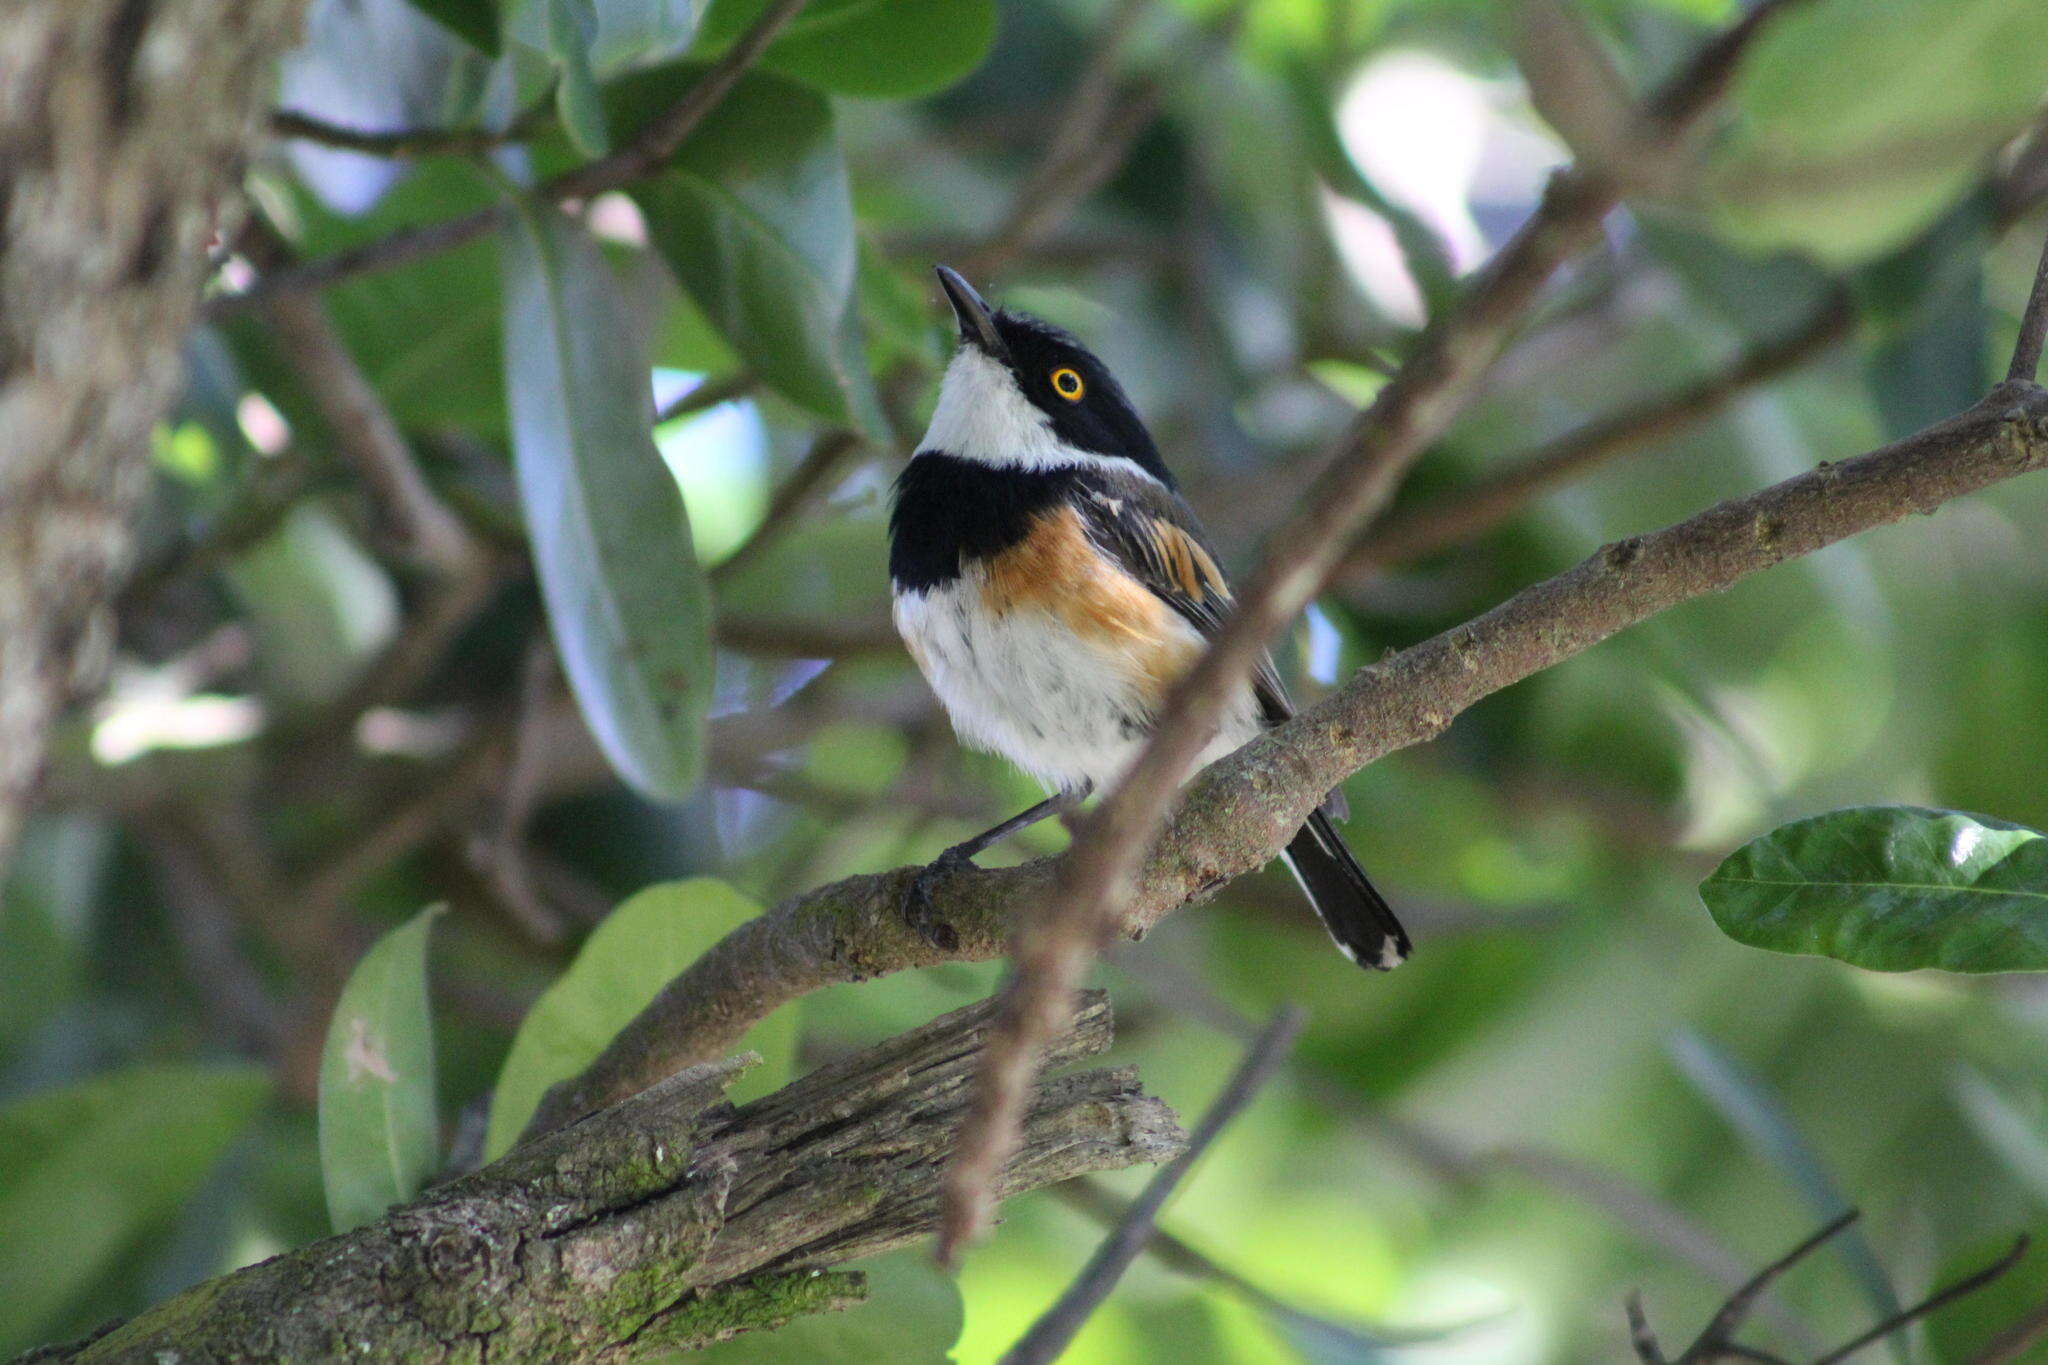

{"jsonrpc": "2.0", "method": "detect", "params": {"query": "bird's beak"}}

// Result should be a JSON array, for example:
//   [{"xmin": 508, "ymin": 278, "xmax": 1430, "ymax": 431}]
[{"xmin": 935, "ymin": 265, "xmax": 1008, "ymax": 361}]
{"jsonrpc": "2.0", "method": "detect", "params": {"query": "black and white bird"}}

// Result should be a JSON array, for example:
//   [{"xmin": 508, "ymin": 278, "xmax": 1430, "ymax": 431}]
[{"xmin": 887, "ymin": 266, "xmax": 1410, "ymax": 971}]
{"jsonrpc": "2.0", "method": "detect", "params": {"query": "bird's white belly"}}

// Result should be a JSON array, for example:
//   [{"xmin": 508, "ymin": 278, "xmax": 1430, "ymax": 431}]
[{"xmin": 893, "ymin": 581, "xmax": 1260, "ymax": 793}]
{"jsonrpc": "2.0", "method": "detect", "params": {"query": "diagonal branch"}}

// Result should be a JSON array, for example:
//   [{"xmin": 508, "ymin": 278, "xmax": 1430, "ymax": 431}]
[
  {"xmin": 26, "ymin": 992, "xmax": 1181, "ymax": 1363},
  {"xmin": 934, "ymin": 0, "xmax": 1823, "ymax": 1262},
  {"xmin": 205, "ymin": 0, "xmax": 812, "ymax": 321}
]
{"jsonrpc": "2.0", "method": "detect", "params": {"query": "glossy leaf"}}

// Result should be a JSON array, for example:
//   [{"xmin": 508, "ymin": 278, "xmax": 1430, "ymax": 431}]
[
  {"xmin": 500, "ymin": 200, "xmax": 713, "ymax": 801},
  {"xmin": 319, "ymin": 907, "xmax": 442, "ymax": 1233},
  {"xmin": 402, "ymin": 0, "xmax": 500, "ymax": 54},
  {"xmin": 622, "ymin": 68, "xmax": 882, "ymax": 430},
  {"xmin": 506, "ymin": 0, "xmax": 695, "ymax": 73},
  {"xmin": 1701, "ymin": 806, "xmax": 2048, "ymax": 973},
  {"xmin": 548, "ymin": 0, "xmax": 611, "ymax": 155},
  {"xmin": 0, "ymin": 1065, "xmax": 267, "ymax": 1354},
  {"xmin": 1706, "ymin": 0, "xmax": 2048, "ymax": 264},
  {"xmin": 486, "ymin": 879, "xmax": 799, "ymax": 1158},
  {"xmin": 697, "ymin": 0, "xmax": 995, "ymax": 98}
]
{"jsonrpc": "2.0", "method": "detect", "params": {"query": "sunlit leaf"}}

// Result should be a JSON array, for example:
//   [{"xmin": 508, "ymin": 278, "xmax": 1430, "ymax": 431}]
[
  {"xmin": 620, "ymin": 68, "xmax": 884, "ymax": 429},
  {"xmin": 500, "ymin": 199, "xmax": 714, "ymax": 801},
  {"xmin": 698, "ymin": 0, "xmax": 996, "ymax": 98},
  {"xmin": 0, "ymin": 1065, "xmax": 267, "ymax": 1355},
  {"xmin": 1701, "ymin": 806, "xmax": 2048, "ymax": 973},
  {"xmin": 486, "ymin": 879, "xmax": 799, "ymax": 1158},
  {"xmin": 319, "ymin": 907, "xmax": 442, "ymax": 1233}
]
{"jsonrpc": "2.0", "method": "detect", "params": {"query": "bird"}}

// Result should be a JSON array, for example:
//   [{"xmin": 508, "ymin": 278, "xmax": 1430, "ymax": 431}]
[{"xmin": 886, "ymin": 265, "xmax": 1410, "ymax": 971}]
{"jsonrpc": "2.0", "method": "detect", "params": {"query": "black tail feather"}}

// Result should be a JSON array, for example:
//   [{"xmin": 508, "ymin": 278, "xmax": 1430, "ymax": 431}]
[{"xmin": 1282, "ymin": 809, "xmax": 1410, "ymax": 971}]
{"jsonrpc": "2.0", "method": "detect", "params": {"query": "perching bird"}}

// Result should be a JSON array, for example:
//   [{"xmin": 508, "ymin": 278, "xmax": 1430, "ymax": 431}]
[{"xmin": 886, "ymin": 266, "xmax": 1410, "ymax": 971}]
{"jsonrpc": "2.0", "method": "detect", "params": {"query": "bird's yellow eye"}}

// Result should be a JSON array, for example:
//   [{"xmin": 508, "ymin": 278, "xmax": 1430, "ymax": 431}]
[{"xmin": 1050, "ymin": 367, "xmax": 1085, "ymax": 401}]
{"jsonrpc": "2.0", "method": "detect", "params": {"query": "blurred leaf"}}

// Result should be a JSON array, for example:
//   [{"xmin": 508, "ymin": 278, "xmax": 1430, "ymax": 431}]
[
  {"xmin": 0, "ymin": 1064, "xmax": 267, "ymax": 1355},
  {"xmin": 403, "ymin": 0, "xmax": 501, "ymax": 54},
  {"xmin": 691, "ymin": 1251, "xmax": 963, "ymax": 1362},
  {"xmin": 699, "ymin": 0, "xmax": 996, "ymax": 98},
  {"xmin": 500, "ymin": 200, "xmax": 714, "ymax": 801},
  {"xmin": 507, "ymin": 0, "xmax": 696, "ymax": 72},
  {"xmin": 1856, "ymin": 196, "xmax": 1993, "ymax": 440},
  {"xmin": 1669, "ymin": 1029, "xmax": 1907, "ymax": 1354},
  {"xmin": 1707, "ymin": 0, "xmax": 2048, "ymax": 264},
  {"xmin": 1922, "ymin": 1226, "xmax": 2048, "ymax": 1362},
  {"xmin": 225, "ymin": 503, "xmax": 401, "ymax": 712},
  {"xmin": 1701, "ymin": 806, "xmax": 2048, "ymax": 973},
  {"xmin": 547, "ymin": 0, "xmax": 612, "ymax": 155},
  {"xmin": 319, "ymin": 907, "xmax": 441, "ymax": 1234},
  {"xmin": 1953, "ymin": 1069, "xmax": 2048, "ymax": 1208},
  {"xmin": 486, "ymin": 878, "xmax": 798, "ymax": 1158},
  {"xmin": 622, "ymin": 68, "xmax": 884, "ymax": 430}
]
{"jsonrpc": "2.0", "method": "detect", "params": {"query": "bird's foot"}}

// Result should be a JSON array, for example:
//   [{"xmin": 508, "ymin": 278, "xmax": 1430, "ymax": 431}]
[{"xmin": 903, "ymin": 848, "xmax": 971, "ymax": 952}]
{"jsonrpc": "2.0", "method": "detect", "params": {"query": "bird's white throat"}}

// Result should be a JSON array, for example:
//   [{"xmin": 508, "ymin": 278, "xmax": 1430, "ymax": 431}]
[{"xmin": 918, "ymin": 346, "xmax": 1161, "ymax": 482}]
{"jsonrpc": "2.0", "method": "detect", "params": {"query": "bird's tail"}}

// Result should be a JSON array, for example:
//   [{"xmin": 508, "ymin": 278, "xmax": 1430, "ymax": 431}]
[{"xmin": 1281, "ymin": 808, "xmax": 1410, "ymax": 971}]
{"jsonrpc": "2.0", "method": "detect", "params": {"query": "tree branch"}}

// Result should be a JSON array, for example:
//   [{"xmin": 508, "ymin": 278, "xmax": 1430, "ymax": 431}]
[
  {"xmin": 935, "ymin": 0, "xmax": 1820, "ymax": 1261},
  {"xmin": 204, "ymin": 0, "xmax": 812, "ymax": 320},
  {"xmin": 0, "ymin": 0, "xmax": 309, "ymax": 883},
  {"xmin": 21, "ymin": 992, "xmax": 1182, "ymax": 1363},
  {"xmin": 1339, "ymin": 291, "xmax": 1856, "ymax": 574},
  {"xmin": 519, "ymin": 371, "xmax": 2048, "ymax": 1150}
]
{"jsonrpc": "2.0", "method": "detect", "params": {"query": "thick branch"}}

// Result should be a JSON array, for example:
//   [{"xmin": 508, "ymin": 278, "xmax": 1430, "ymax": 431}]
[
  {"xmin": 0, "ymin": 0, "xmax": 309, "ymax": 882},
  {"xmin": 522, "ymin": 378, "xmax": 2048, "ymax": 1143},
  {"xmin": 25, "ymin": 993, "xmax": 1180, "ymax": 1363}
]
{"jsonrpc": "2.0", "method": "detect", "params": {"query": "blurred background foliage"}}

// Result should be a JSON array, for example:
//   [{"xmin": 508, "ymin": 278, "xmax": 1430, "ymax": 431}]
[{"xmin": 8, "ymin": 0, "xmax": 2048, "ymax": 1359}]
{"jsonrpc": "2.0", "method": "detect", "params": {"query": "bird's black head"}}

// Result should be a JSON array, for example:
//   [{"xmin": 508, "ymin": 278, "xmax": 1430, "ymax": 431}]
[{"xmin": 930, "ymin": 265, "xmax": 1172, "ymax": 486}]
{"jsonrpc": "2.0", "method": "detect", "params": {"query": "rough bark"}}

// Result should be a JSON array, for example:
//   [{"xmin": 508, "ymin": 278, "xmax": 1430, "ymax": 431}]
[
  {"xmin": 20, "ymin": 992, "xmax": 1180, "ymax": 1362},
  {"xmin": 0, "ymin": 0, "xmax": 305, "ymax": 879}
]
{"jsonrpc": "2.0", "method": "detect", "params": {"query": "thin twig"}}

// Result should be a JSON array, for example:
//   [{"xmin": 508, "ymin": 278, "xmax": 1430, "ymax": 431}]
[
  {"xmin": 1002, "ymin": 1007, "xmax": 1304, "ymax": 1365},
  {"xmin": 465, "ymin": 638, "xmax": 567, "ymax": 943},
  {"xmin": 269, "ymin": 106, "xmax": 541, "ymax": 159},
  {"xmin": 2008, "ymin": 226, "xmax": 2048, "ymax": 382},
  {"xmin": 207, "ymin": 0, "xmax": 812, "ymax": 319},
  {"xmin": 1810, "ymin": 1236, "xmax": 2029, "ymax": 1365},
  {"xmin": 1053, "ymin": 1181, "xmax": 1418, "ymax": 1354},
  {"xmin": 655, "ymin": 370, "xmax": 755, "ymax": 424},
  {"xmin": 1342, "ymin": 291, "xmax": 1855, "ymax": 573},
  {"xmin": 934, "ymin": 0, "xmax": 1818, "ymax": 1264}
]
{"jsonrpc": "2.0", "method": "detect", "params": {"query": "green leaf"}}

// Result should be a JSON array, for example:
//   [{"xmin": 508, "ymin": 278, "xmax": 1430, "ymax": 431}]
[
  {"xmin": 500, "ymin": 200, "xmax": 714, "ymax": 801},
  {"xmin": 698, "ymin": 0, "xmax": 995, "ymax": 98},
  {"xmin": 319, "ymin": 906, "xmax": 442, "ymax": 1234},
  {"xmin": 486, "ymin": 878, "xmax": 798, "ymax": 1159},
  {"xmin": 506, "ymin": 0, "xmax": 696, "ymax": 73},
  {"xmin": 621, "ymin": 67, "xmax": 884, "ymax": 429},
  {"xmin": 548, "ymin": 0, "xmax": 612, "ymax": 155},
  {"xmin": 1700, "ymin": 806, "xmax": 2048, "ymax": 973},
  {"xmin": 403, "ymin": 0, "xmax": 501, "ymax": 54},
  {"xmin": 1668, "ymin": 1030, "xmax": 1907, "ymax": 1360},
  {"xmin": 0, "ymin": 1064, "xmax": 267, "ymax": 1355},
  {"xmin": 1706, "ymin": 0, "xmax": 2048, "ymax": 264}
]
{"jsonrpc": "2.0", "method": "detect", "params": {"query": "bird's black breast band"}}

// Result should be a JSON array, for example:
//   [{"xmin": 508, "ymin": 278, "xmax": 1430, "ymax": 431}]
[{"xmin": 889, "ymin": 453, "xmax": 1076, "ymax": 593}]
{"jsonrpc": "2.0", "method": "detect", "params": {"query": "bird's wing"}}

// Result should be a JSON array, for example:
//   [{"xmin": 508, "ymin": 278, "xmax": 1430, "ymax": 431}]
[{"xmin": 1070, "ymin": 470, "xmax": 1293, "ymax": 726}]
